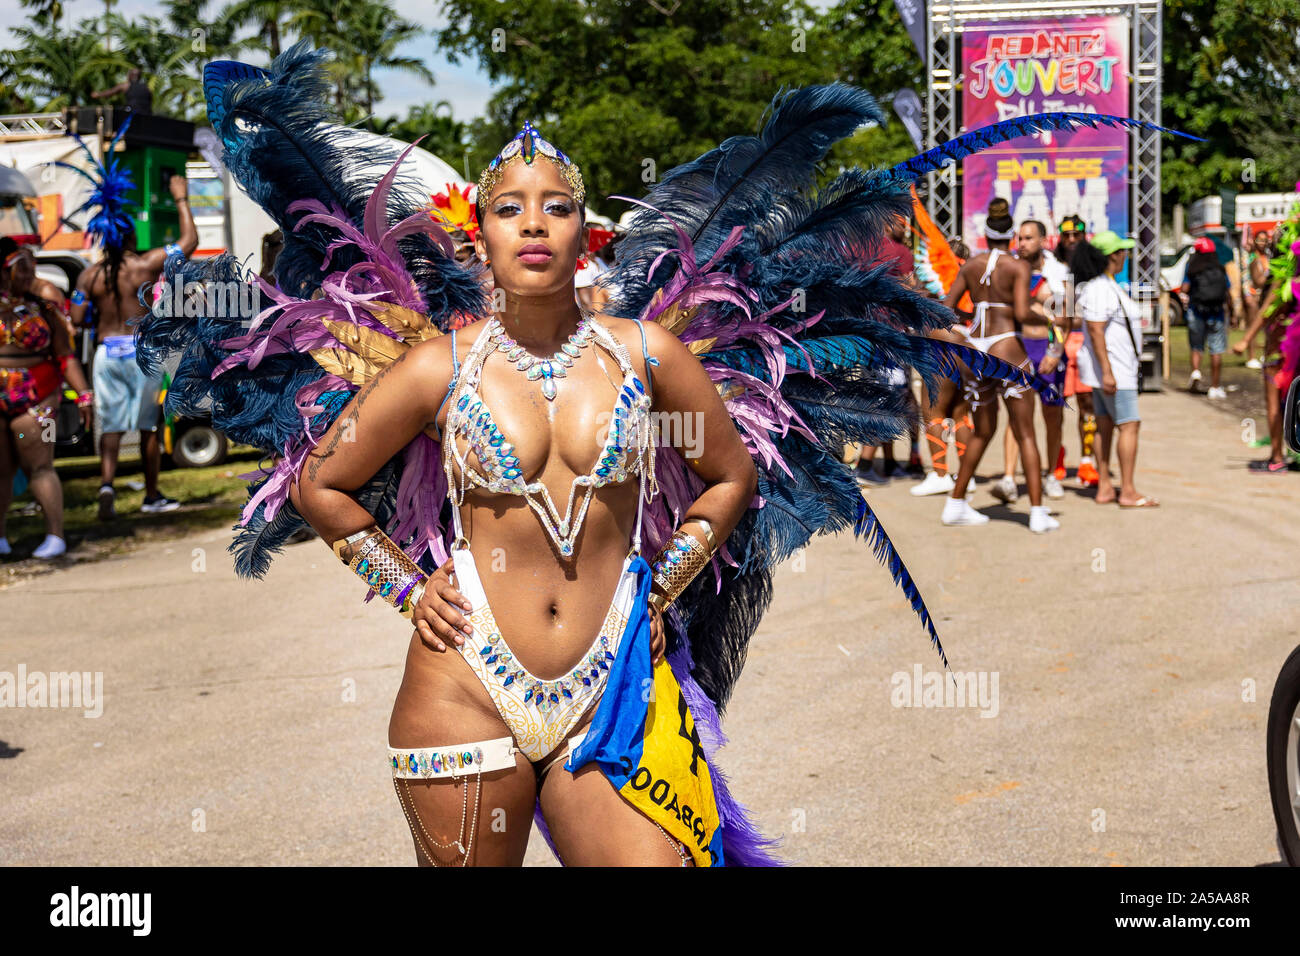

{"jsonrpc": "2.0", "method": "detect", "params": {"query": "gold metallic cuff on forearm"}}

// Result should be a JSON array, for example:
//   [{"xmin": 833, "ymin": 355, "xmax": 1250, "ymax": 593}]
[
  {"xmin": 650, "ymin": 520, "xmax": 716, "ymax": 610},
  {"xmin": 332, "ymin": 525, "xmax": 428, "ymax": 620}
]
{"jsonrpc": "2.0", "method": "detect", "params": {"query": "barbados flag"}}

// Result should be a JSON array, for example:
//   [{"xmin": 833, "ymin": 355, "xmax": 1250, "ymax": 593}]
[{"xmin": 566, "ymin": 555, "xmax": 726, "ymax": 867}]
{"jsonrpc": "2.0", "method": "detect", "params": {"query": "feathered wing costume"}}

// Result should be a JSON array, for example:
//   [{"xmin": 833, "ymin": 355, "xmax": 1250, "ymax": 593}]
[
  {"xmin": 52, "ymin": 116, "xmax": 138, "ymax": 250},
  {"xmin": 136, "ymin": 42, "xmax": 1190, "ymax": 865}
]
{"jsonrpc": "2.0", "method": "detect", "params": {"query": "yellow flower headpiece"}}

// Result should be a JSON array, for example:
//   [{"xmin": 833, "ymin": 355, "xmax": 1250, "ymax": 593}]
[{"xmin": 429, "ymin": 183, "xmax": 480, "ymax": 242}]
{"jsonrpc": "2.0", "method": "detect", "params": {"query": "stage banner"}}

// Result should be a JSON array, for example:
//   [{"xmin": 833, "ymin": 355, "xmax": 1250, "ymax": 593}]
[{"xmin": 961, "ymin": 16, "xmax": 1129, "ymax": 251}]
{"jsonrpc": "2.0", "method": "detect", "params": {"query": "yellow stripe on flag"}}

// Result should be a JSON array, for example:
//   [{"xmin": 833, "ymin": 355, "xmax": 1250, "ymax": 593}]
[{"xmin": 616, "ymin": 660, "xmax": 724, "ymax": 867}]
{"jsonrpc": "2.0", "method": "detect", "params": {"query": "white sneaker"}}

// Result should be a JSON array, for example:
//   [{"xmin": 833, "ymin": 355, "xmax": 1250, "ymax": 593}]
[
  {"xmin": 990, "ymin": 474, "xmax": 1019, "ymax": 503},
  {"xmin": 1029, "ymin": 505, "xmax": 1060, "ymax": 534},
  {"xmin": 32, "ymin": 534, "xmax": 67, "ymax": 559},
  {"xmin": 942, "ymin": 496, "xmax": 989, "ymax": 526},
  {"xmin": 910, "ymin": 471, "xmax": 955, "ymax": 496},
  {"xmin": 1043, "ymin": 474, "xmax": 1065, "ymax": 499},
  {"xmin": 1246, "ymin": 358, "xmax": 1263, "ymax": 370},
  {"xmin": 965, "ymin": 477, "xmax": 976, "ymax": 500},
  {"xmin": 1188, "ymin": 368, "xmax": 1202, "ymax": 392},
  {"xmin": 1207, "ymin": 386, "xmax": 1227, "ymax": 400}
]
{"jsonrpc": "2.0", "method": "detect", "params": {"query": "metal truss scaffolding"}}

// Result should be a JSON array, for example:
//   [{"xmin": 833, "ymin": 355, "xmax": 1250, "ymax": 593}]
[{"xmin": 924, "ymin": 1, "xmax": 1164, "ymax": 299}]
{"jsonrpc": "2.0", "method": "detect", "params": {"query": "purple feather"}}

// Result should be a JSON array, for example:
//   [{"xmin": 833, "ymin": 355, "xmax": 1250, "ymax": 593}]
[{"xmin": 668, "ymin": 639, "xmax": 784, "ymax": 865}]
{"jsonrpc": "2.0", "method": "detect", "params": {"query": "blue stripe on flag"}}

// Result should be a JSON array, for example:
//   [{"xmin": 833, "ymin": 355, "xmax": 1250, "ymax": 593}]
[{"xmin": 565, "ymin": 555, "xmax": 653, "ymax": 782}]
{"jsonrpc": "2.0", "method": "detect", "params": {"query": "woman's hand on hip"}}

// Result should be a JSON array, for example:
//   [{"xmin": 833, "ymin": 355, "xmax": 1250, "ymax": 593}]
[{"xmin": 412, "ymin": 557, "xmax": 473, "ymax": 652}]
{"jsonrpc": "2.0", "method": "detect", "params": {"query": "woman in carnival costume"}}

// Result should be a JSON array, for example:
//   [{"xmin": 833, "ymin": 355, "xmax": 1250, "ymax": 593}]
[
  {"xmin": 136, "ymin": 43, "xmax": 1192, "ymax": 866},
  {"xmin": 1237, "ymin": 191, "xmax": 1300, "ymax": 473}
]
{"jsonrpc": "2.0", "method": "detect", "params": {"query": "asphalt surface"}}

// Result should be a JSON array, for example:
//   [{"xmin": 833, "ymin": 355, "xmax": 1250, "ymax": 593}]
[{"xmin": 2, "ymin": 385, "xmax": 1296, "ymax": 865}]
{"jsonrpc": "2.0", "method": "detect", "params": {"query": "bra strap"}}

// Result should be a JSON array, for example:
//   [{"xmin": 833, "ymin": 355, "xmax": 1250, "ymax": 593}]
[
  {"xmin": 980, "ymin": 248, "xmax": 1001, "ymax": 286},
  {"xmin": 430, "ymin": 328, "xmax": 459, "ymax": 444},
  {"xmin": 634, "ymin": 318, "xmax": 657, "ymax": 401}
]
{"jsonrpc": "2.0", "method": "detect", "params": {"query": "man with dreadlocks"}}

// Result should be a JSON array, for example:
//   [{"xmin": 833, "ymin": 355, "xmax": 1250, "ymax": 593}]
[{"xmin": 70, "ymin": 172, "xmax": 197, "ymax": 520}]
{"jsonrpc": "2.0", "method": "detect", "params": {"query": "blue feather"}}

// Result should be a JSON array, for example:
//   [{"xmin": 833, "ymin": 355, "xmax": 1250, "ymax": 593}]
[
  {"xmin": 203, "ymin": 59, "xmax": 270, "ymax": 152},
  {"xmin": 48, "ymin": 114, "xmax": 137, "ymax": 250},
  {"xmin": 690, "ymin": 84, "xmax": 886, "ymax": 243},
  {"xmin": 924, "ymin": 336, "xmax": 1065, "ymax": 406},
  {"xmin": 610, "ymin": 84, "xmax": 885, "ymax": 319},
  {"xmin": 749, "ymin": 435, "xmax": 863, "ymax": 569},
  {"xmin": 888, "ymin": 111, "xmax": 1204, "ymax": 181},
  {"xmin": 783, "ymin": 376, "xmax": 921, "ymax": 452},
  {"xmin": 853, "ymin": 497, "xmax": 949, "ymax": 670}
]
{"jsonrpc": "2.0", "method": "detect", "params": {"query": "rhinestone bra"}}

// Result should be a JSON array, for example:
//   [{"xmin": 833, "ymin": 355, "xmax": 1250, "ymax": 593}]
[
  {"xmin": 442, "ymin": 316, "xmax": 656, "ymax": 558},
  {"xmin": 0, "ymin": 293, "xmax": 53, "ymax": 353}
]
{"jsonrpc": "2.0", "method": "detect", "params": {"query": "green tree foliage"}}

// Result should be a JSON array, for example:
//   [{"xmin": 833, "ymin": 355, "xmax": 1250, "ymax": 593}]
[
  {"xmin": 1, "ymin": 21, "xmax": 123, "ymax": 110},
  {"xmin": 290, "ymin": 0, "xmax": 432, "ymax": 129},
  {"xmin": 219, "ymin": 0, "xmax": 293, "ymax": 59},
  {"xmin": 376, "ymin": 100, "xmax": 471, "ymax": 169},
  {"xmin": 818, "ymin": 1, "xmax": 925, "ymax": 174},
  {"xmin": 434, "ymin": 0, "xmax": 889, "ymax": 217},
  {"xmin": 3, "ymin": 0, "xmax": 1296, "ymax": 222},
  {"xmin": 1162, "ymin": 0, "xmax": 1300, "ymax": 204}
]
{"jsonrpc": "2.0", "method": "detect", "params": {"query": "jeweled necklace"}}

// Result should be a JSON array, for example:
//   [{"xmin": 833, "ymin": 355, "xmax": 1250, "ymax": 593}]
[{"xmin": 488, "ymin": 309, "xmax": 596, "ymax": 401}]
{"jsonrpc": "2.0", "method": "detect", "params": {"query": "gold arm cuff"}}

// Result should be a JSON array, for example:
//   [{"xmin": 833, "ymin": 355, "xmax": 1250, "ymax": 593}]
[
  {"xmin": 334, "ymin": 525, "xmax": 428, "ymax": 613},
  {"xmin": 650, "ymin": 527, "xmax": 712, "ymax": 608}
]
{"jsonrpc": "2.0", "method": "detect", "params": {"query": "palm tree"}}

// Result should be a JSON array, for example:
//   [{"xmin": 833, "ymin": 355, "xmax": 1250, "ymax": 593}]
[
  {"xmin": 101, "ymin": 0, "xmax": 118, "ymax": 53},
  {"xmin": 107, "ymin": 13, "xmax": 208, "ymax": 119},
  {"xmin": 18, "ymin": 0, "xmax": 66, "ymax": 28},
  {"xmin": 218, "ymin": 0, "xmax": 291, "ymax": 59},
  {"xmin": 2, "ymin": 19, "xmax": 125, "ymax": 109},
  {"xmin": 348, "ymin": 1, "xmax": 432, "ymax": 128},
  {"xmin": 289, "ymin": 0, "xmax": 432, "ymax": 130},
  {"xmin": 378, "ymin": 100, "xmax": 468, "ymax": 161}
]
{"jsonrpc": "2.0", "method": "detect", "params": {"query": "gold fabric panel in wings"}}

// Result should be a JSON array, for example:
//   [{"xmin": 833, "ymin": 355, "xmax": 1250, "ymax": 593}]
[{"xmin": 308, "ymin": 303, "xmax": 442, "ymax": 387}]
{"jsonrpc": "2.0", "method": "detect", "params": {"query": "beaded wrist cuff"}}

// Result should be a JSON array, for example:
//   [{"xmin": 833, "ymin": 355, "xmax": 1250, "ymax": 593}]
[
  {"xmin": 650, "ymin": 523, "xmax": 715, "ymax": 609},
  {"xmin": 333, "ymin": 526, "xmax": 427, "ymax": 620}
]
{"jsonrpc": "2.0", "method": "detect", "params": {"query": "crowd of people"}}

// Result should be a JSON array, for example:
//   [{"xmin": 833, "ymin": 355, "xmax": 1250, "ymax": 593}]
[
  {"xmin": 5, "ymin": 151, "xmax": 1295, "ymax": 558},
  {"xmin": 843, "ymin": 198, "xmax": 1296, "ymax": 533},
  {"xmin": 0, "ymin": 171, "xmax": 196, "ymax": 560}
]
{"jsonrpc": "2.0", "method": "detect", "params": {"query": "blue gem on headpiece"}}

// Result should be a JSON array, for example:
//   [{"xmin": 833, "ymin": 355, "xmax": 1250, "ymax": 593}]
[{"xmin": 479, "ymin": 119, "xmax": 583, "ymax": 207}]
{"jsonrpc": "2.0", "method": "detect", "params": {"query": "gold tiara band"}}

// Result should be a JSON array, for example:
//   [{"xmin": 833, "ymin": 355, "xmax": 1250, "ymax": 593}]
[{"xmin": 476, "ymin": 120, "xmax": 585, "ymax": 210}]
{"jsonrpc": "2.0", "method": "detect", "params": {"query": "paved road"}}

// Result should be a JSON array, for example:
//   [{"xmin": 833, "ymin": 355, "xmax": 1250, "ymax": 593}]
[{"xmin": 3, "ymin": 386, "xmax": 1296, "ymax": 865}]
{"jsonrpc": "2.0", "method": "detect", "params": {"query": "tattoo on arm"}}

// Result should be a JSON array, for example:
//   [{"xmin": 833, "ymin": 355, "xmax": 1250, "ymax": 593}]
[{"xmin": 303, "ymin": 353, "xmax": 407, "ymax": 485}]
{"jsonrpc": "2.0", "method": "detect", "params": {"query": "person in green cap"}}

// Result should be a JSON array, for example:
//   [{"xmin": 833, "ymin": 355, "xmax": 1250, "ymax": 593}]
[{"xmin": 1069, "ymin": 230, "xmax": 1159, "ymax": 508}]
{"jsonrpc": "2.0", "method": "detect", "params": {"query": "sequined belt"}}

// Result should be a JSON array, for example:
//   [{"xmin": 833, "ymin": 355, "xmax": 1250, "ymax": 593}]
[{"xmin": 388, "ymin": 737, "xmax": 519, "ymax": 779}]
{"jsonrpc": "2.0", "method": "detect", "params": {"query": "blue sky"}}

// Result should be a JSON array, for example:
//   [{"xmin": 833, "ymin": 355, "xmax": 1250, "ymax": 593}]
[{"xmin": 1, "ymin": 0, "xmax": 496, "ymax": 120}]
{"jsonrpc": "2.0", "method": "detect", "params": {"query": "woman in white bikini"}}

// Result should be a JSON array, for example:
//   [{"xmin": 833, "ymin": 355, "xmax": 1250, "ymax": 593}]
[
  {"xmin": 940, "ymin": 199, "xmax": 1060, "ymax": 534},
  {"xmin": 288, "ymin": 129, "xmax": 757, "ymax": 866}
]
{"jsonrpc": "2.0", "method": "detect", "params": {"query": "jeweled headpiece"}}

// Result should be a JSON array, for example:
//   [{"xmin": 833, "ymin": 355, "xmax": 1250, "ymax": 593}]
[{"xmin": 475, "ymin": 120, "xmax": 585, "ymax": 211}]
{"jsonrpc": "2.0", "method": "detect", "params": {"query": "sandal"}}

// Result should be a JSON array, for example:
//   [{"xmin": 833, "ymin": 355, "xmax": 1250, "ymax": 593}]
[
  {"xmin": 1118, "ymin": 496, "xmax": 1160, "ymax": 508},
  {"xmin": 1248, "ymin": 458, "xmax": 1289, "ymax": 474}
]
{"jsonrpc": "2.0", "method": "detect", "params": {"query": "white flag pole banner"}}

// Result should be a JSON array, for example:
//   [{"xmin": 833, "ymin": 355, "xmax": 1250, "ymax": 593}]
[
  {"xmin": 892, "ymin": 89, "xmax": 926, "ymax": 152},
  {"xmin": 894, "ymin": 0, "xmax": 927, "ymax": 63}
]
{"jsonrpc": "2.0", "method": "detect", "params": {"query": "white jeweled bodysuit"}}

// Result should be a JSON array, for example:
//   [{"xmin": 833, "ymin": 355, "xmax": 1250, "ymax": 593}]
[{"xmin": 436, "ymin": 315, "xmax": 657, "ymax": 764}]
